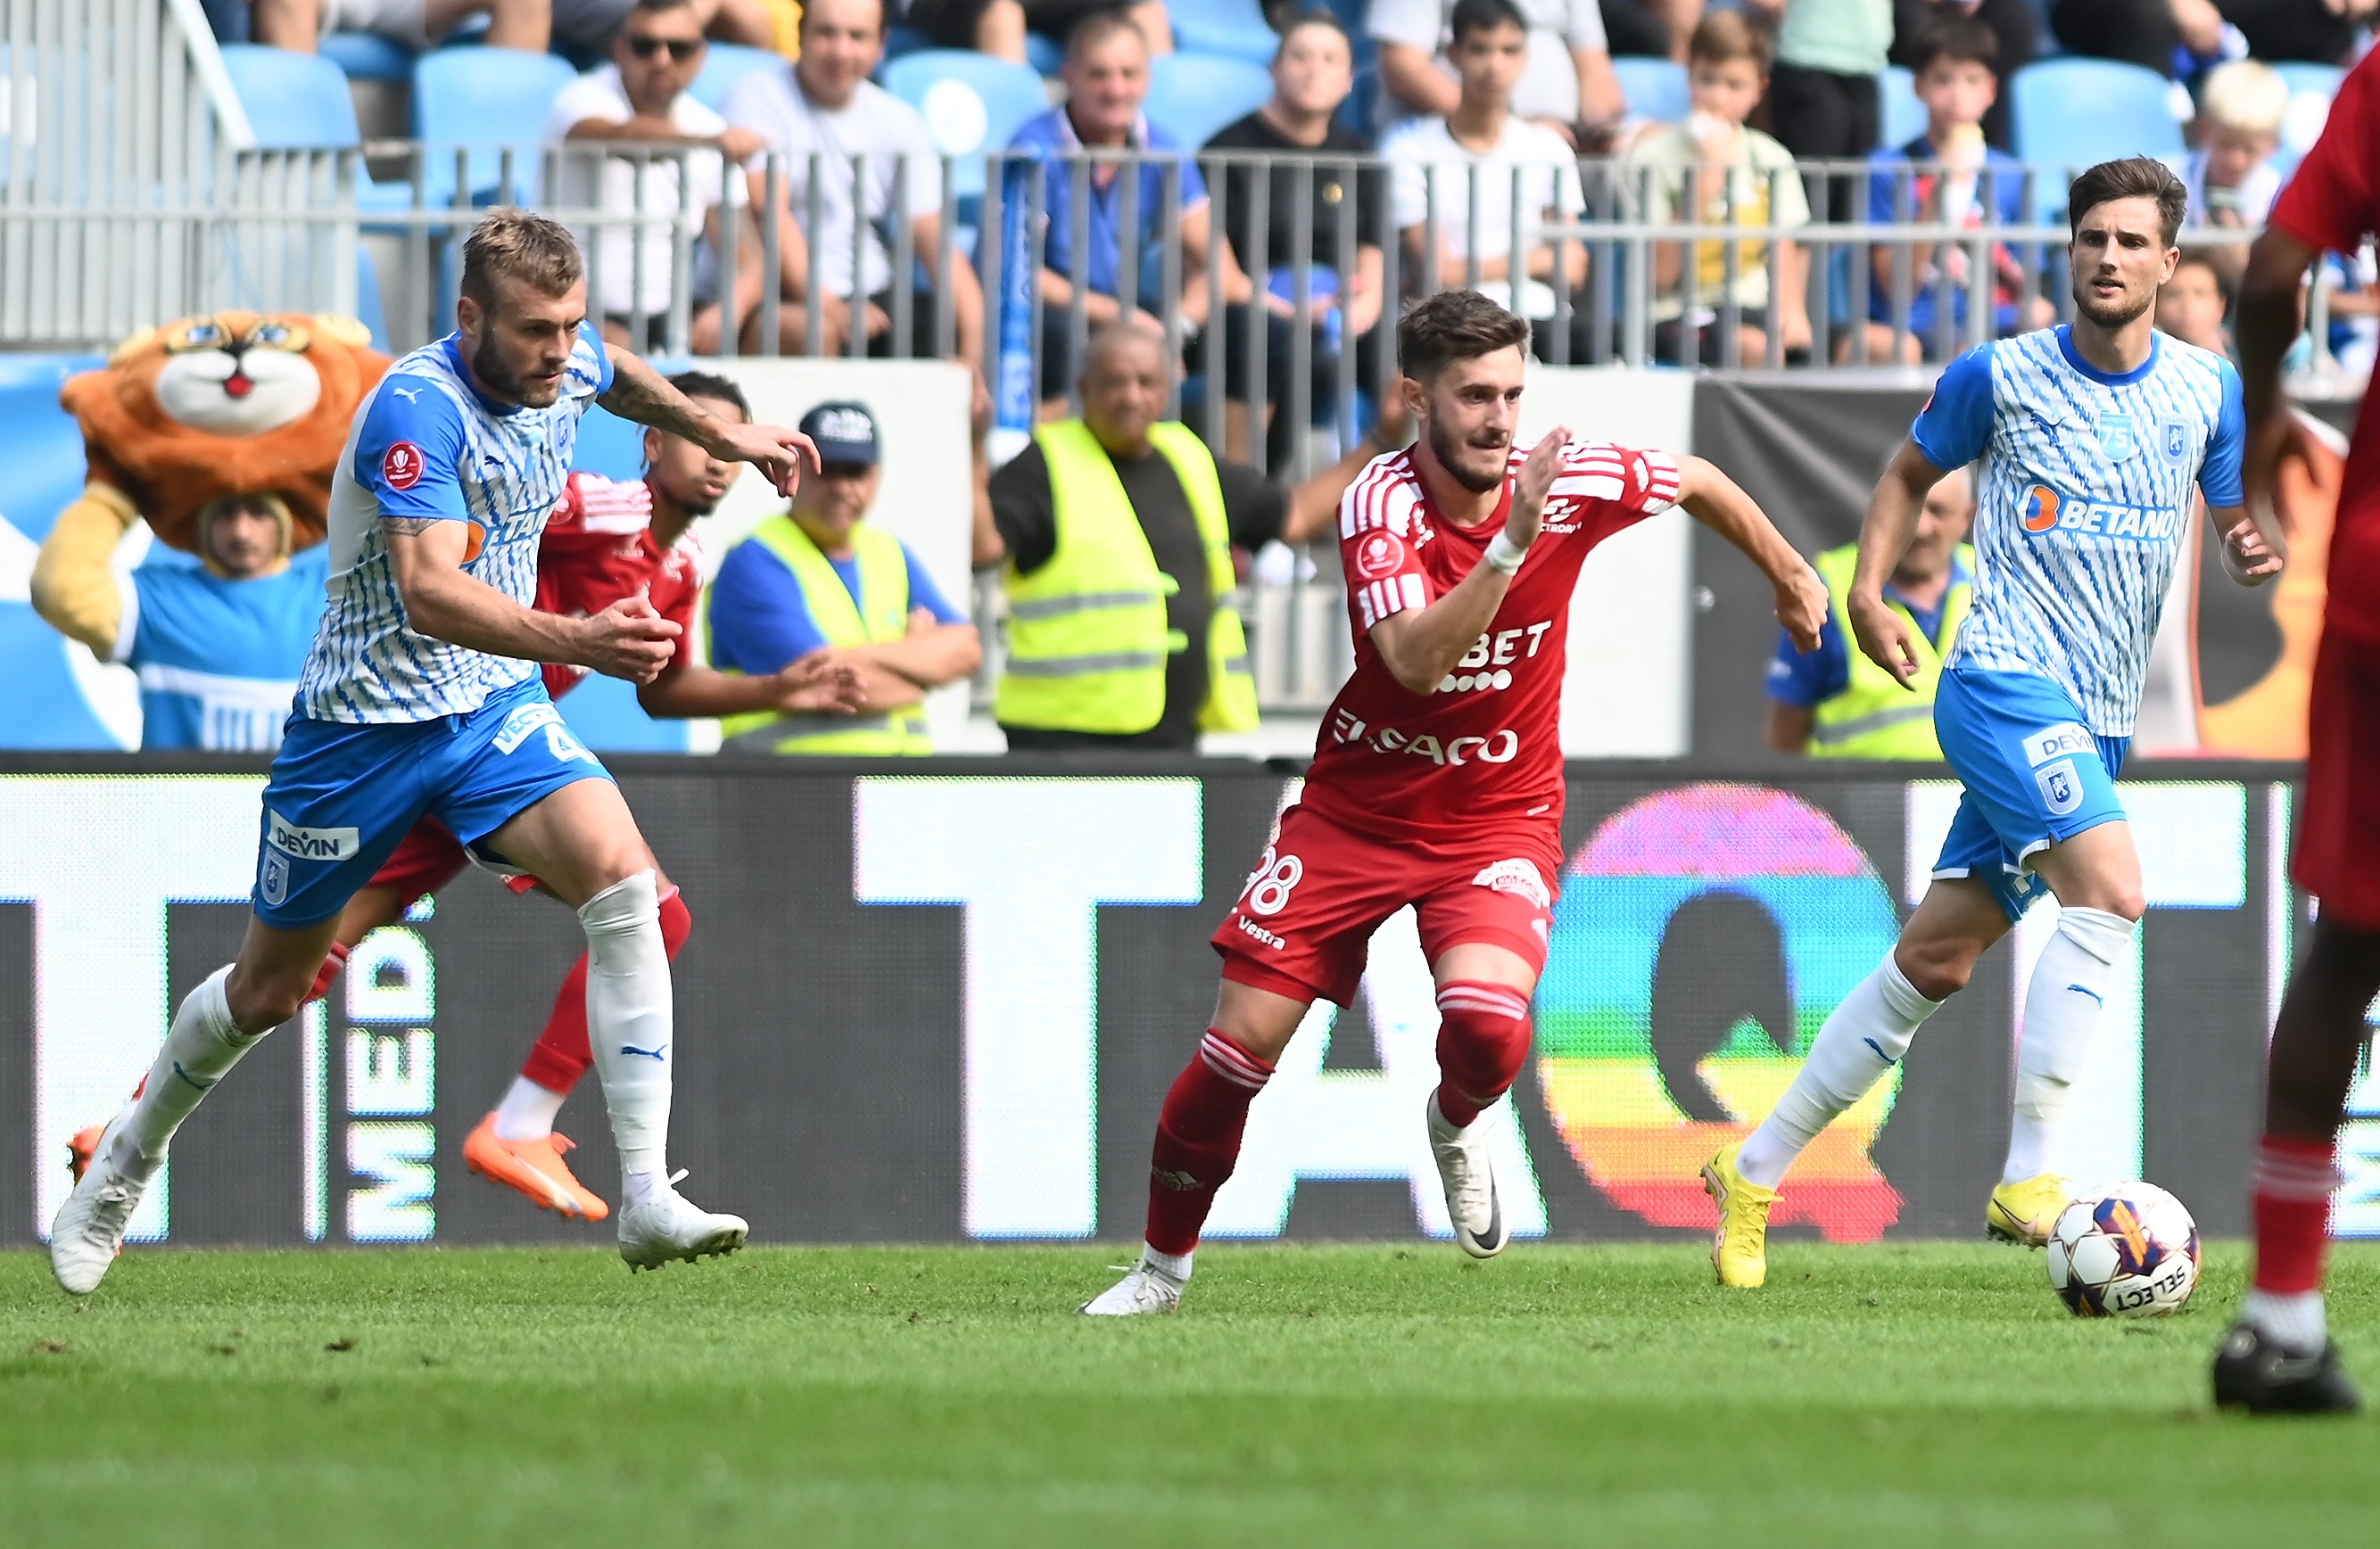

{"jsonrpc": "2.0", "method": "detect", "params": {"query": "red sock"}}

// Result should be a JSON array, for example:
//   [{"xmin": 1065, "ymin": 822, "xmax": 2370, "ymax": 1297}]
[
  {"xmin": 301, "ymin": 940, "xmax": 352, "ymax": 1008},
  {"xmin": 2251, "ymin": 1133, "xmax": 2340, "ymax": 1294},
  {"xmin": 1433, "ymin": 980, "xmax": 1534, "ymax": 1127},
  {"xmin": 521, "ymin": 886, "xmax": 693, "ymax": 1094},
  {"xmin": 1145, "ymin": 1030, "xmax": 1274, "ymax": 1256}
]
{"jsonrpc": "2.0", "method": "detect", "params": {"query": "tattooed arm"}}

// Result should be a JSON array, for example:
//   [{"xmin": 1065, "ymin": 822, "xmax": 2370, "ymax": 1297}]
[{"xmin": 599, "ymin": 346, "xmax": 819, "ymax": 497}]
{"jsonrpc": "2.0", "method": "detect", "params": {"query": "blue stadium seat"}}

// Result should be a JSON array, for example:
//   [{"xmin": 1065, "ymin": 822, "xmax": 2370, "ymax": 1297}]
[
  {"xmin": 1611, "ymin": 55, "xmax": 1689, "ymax": 125},
  {"xmin": 220, "ymin": 45, "xmax": 363, "ymax": 148},
  {"xmin": 411, "ymin": 45, "xmax": 580, "ymax": 205},
  {"xmin": 1145, "ymin": 54, "xmax": 1273, "ymax": 148},
  {"xmin": 2012, "ymin": 58, "xmax": 2183, "ymax": 215},
  {"xmin": 1880, "ymin": 64, "xmax": 1924, "ymax": 151},
  {"xmin": 1027, "ymin": 34, "xmax": 1064, "ymax": 76},
  {"xmin": 319, "ymin": 30, "xmax": 415, "ymax": 82},
  {"xmin": 882, "ymin": 24, "xmax": 931, "ymax": 67},
  {"xmin": 881, "ymin": 50, "xmax": 1049, "ymax": 200},
  {"xmin": 1172, "ymin": 0, "xmax": 1279, "ymax": 69},
  {"xmin": 2273, "ymin": 61, "xmax": 2343, "ymax": 167},
  {"xmin": 689, "ymin": 42, "xmax": 781, "ymax": 111}
]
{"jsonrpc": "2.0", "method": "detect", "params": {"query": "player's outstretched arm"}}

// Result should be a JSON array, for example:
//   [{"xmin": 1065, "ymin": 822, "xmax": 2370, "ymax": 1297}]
[
  {"xmin": 1843, "ymin": 440, "xmax": 1941, "ymax": 687},
  {"xmin": 1368, "ymin": 428, "xmax": 1567, "ymax": 695},
  {"xmin": 386, "ymin": 520, "xmax": 680, "ymax": 683},
  {"xmin": 635, "ymin": 649, "xmax": 868, "ymax": 719},
  {"xmin": 598, "ymin": 348, "xmax": 820, "ymax": 498},
  {"xmin": 1675, "ymin": 455, "xmax": 1826, "ymax": 654}
]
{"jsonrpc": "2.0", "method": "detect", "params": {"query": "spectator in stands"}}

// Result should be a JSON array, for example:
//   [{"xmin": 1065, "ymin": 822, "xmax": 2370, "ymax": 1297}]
[
  {"xmin": 1369, "ymin": 0, "xmax": 1626, "ymax": 147},
  {"xmin": 2048, "ymin": 0, "xmax": 2232, "ymax": 79},
  {"xmin": 1889, "ymin": 0, "xmax": 2037, "ymax": 149},
  {"xmin": 545, "ymin": 0, "xmax": 764, "ymax": 354},
  {"xmin": 907, "ymin": 0, "xmax": 1175, "ymax": 65},
  {"xmin": 253, "ymin": 0, "xmax": 552, "ymax": 54},
  {"xmin": 2219, "ymin": 0, "xmax": 2377, "ymax": 65},
  {"xmin": 2169, "ymin": 59, "xmax": 2290, "ymax": 285},
  {"xmin": 1005, "ymin": 12, "xmax": 1246, "ymax": 416},
  {"xmin": 553, "ymin": 0, "xmax": 777, "ymax": 55},
  {"xmin": 2158, "ymin": 249, "xmax": 2236, "ymax": 356},
  {"xmin": 1855, "ymin": 15, "xmax": 2051, "ymax": 363},
  {"xmin": 1765, "ymin": 464, "xmax": 1974, "ymax": 757},
  {"xmin": 706, "ymin": 401, "xmax": 980, "ymax": 754},
  {"xmin": 1753, "ymin": 0, "xmax": 1888, "ymax": 222},
  {"xmin": 723, "ymin": 0, "xmax": 987, "ymax": 375},
  {"xmin": 1384, "ymin": 0, "xmax": 1593, "ymax": 360},
  {"xmin": 981, "ymin": 320, "xmax": 1411, "ymax": 752},
  {"xmin": 30, "ymin": 492, "xmax": 326, "ymax": 752},
  {"xmin": 1207, "ymin": 12, "xmax": 1388, "ymax": 469},
  {"xmin": 1626, "ymin": 10, "xmax": 1813, "ymax": 365},
  {"xmin": 1599, "ymin": 1, "xmax": 1707, "ymax": 62}
]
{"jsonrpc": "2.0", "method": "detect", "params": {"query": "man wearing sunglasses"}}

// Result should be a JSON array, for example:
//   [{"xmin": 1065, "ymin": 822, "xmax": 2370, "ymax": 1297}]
[{"xmin": 545, "ymin": 0, "xmax": 781, "ymax": 354}]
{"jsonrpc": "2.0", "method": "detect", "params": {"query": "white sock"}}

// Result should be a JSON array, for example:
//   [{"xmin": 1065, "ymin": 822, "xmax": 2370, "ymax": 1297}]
[
  {"xmin": 1738, "ymin": 958, "xmax": 1943, "ymax": 1189},
  {"xmin": 581, "ymin": 870, "xmax": 673, "ymax": 1191},
  {"xmin": 492, "ymin": 1076, "xmax": 566, "ymax": 1142},
  {"xmin": 1142, "ymin": 1243, "xmax": 1192, "ymax": 1282},
  {"xmin": 2003, "ymin": 906, "xmax": 2133, "ymax": 1184},
  {"xmin": 2241, "ymin": 1289, "xmax": 2327, "ymax": 1354},
  {"xmin": 117, "ymin": 967, "xmax": 260, "ymax": 1176}
]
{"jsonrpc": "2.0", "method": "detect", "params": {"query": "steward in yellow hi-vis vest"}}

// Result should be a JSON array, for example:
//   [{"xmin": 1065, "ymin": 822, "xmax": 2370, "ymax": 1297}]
[
  {"xmin": 1767, "ymin": 539, "xmax": 1976, "ymax": 759},
  {"xmin": 705, "ymin": 400, "xmax": 980, "ymax": 755},
  {"xmin": 995, "ymin": 416, "xmax": 1258, "ymax": 741}
]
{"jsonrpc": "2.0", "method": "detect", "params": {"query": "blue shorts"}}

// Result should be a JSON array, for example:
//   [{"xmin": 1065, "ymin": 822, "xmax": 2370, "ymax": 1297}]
[
  {"xmin": 1931, "ymin": 667, "xmax": 2130, "ymax": 922},
  {"xmin": 253, "ymin": 676, "xmax": 611, "ymax": 927}
]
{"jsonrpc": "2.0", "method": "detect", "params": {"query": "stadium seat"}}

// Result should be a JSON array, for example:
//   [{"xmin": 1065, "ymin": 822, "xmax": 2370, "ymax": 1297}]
[
  {"xmin": 690, "ymin": 42, "xmax": 781, "ymax": 111},
  {"xmin": 220, "ymin": 45, "xmax": 365, "ymax": 148},
  {"xmin": 882, "ymin": 24, "xmax": 930, "ymax": 66},
  {"xmin": 881, "ymin": 50, "xmax": 1049, "ymax": 200},
  {"xmin": 2273, "ymin": 61, "xmax": 2342, "ymax": 164},
  {"xmin": 318, "ymin": 30, "xmax": 415, "ymax": 83},
  {"xmin": 1172, "ymin": 0, "xmax": 1279, "ymax": 69},
  {"xmin": 411, "ymin": 45, "xmax": 580, "ymax": 206},
  {"xmin": 1145, "ymin": 54, "xmax": 1273, "ymax": 148},
  {"xmin": 1611, "ymin": 55, "xmax": 1689, "ymax": 125},
  {"xmin": 1879, "ymin": 64, "xmax": 1924, "ymax": 152},
  {"xmin": 2012, "ymin": 58, "xmax": 2184, "ymax": 215},
  {"xmin": 1027, "ymin": 33, "xmax": 1064, "ymax": 76}
]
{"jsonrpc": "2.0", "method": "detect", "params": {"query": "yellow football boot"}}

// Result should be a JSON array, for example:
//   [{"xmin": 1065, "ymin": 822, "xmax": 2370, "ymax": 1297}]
[
  {"xmin": 1985, "ymin": 1174, "xmax": 2070, "ymax": 1247},
  {"xmin": 1700, "ymin": 1144, "xmax": 1777, "ymax": 1288}
]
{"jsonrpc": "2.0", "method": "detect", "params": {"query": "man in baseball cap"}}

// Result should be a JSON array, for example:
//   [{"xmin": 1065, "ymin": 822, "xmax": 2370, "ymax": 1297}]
[{"xmin": 706, "ymin": 400, "xmax": 980, "ymax": 754}]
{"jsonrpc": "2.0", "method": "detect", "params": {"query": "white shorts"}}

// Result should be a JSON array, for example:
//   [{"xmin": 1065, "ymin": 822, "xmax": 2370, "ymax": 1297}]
[{"xmin": 320, "ymin": 0, "xmax": 431, "ymax": 49}]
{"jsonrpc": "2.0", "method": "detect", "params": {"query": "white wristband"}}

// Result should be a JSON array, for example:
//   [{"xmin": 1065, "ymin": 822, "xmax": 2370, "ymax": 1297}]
[{"xmin": 1484, "ymin": 531, "xmax": 1529, "ymax": 574}]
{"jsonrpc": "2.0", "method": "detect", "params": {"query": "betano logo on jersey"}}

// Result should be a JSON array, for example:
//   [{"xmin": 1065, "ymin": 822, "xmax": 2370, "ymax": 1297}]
[
  {"xmin": 1533, "ymin": 784, "xmax": 1906, "ymax": 1241},
  {"xmin": 2019, "ymin": 485, "xmax": 2184, "ymax": 546}
]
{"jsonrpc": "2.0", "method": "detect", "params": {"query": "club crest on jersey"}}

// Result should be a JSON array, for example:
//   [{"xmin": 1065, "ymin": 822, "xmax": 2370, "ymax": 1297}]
[
  {"xmin": 2095, "ymin": 413, "xmax": 2139, "ymax": 462},
  {"xmin": 2036, "ymin": 758, "xmax": 2084, "ymax": 816},
  {"xmin": 1352, "ymin": 530, "xmax": 1408, "ymax": 581},
  {"xmin": 2162, "ymin": 420, "xmax": 2188, "ymax": 463}
]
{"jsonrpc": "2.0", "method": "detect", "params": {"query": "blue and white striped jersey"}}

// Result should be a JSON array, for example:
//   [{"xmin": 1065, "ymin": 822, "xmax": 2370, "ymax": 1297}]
[
  {"xmin": 1911, "ymin": 325, "xmax": 2244, "ymax": 737},
  {"xmin": 295, "ymin": 324, "xmax": 613, "ymax": 722}
]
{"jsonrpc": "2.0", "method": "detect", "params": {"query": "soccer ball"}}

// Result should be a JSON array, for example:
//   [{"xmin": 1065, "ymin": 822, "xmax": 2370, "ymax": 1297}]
[{"xmin": 2045, "ymin": 1182, "xmax": 2201, "ymax": 1318}]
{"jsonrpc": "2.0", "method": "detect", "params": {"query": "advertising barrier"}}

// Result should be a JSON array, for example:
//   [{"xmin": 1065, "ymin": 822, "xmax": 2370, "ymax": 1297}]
[{"xmin": 1, "ymin": 756, "xmax": 2360, "ymax": 1250}]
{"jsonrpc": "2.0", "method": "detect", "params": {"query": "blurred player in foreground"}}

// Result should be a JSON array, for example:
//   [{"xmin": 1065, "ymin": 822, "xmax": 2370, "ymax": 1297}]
[
  {"xmin": 2211, "ymin": 45, "xmax": 2380, "ymax": 1416},
  {"xmin": 50, "ymin": 211, "xmax": 822, "ymax": 1295},
  {"xmin": 68, "ymin": 369, "xmax": 864, "ymax": 1223},
  {"xmin": 1081, "ymin": 291, "xmax": 1828, "ymax": 1315},
  {"xmin": 1705, "ymin": 158, "xmax": 2285, "ymax": 1288}
]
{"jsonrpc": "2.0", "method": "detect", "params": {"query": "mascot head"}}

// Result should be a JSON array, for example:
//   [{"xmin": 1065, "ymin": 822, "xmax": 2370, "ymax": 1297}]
[{"xmin": 62, "ymin": 311, "xmax": 389, "ymax": 556}]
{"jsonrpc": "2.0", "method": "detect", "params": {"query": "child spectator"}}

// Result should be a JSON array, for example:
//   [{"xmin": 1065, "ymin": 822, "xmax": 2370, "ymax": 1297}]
[
  {"xmin": 2156, "ymin": 248, "xmax": 2235, "ymax": 357},
  {"xmin": 1624, "ymin": 10, "xmax": 1813, "ymax": 366},
  {"xmin": 2168, "ymin": 59, "xmax": 2289, "ymax": 285},
  {"xmin": 1855, "ymin": 15, "xmax": 2052, "ymax": 362}
]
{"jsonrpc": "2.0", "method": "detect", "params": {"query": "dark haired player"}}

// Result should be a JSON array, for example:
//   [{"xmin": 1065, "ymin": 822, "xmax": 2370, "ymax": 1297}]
[
  {"xmin": 2212, "ymin": 44, "xmax": 2380, "ymax": 1414},
  {"xmin": 1081, "ymin": 290, "xmax": 1828, "ymax": 1315},
  {"xmin": 69, "ymin": 368, "xmax": 861, "ymax": 1225}
]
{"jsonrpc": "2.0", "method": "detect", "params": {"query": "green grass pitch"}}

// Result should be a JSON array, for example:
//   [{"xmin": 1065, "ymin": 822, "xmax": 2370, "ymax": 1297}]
[{"xmin": 1, "ymin": 1241, "xmax": 2373, "ymax": 1546}]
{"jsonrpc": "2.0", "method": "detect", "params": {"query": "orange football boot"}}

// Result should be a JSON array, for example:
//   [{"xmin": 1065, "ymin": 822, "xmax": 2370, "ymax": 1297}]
[
  {"xmin": 66, "ymin": 1122, "xmax": 104, "ymax": 1184},
  {"xmin": 463, "ymin": 1114, "xmax": 610, "ymax": 1221}
]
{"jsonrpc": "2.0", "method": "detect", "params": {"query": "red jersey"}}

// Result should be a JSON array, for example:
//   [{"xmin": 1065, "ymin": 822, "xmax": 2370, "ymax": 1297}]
[
  {"xmin": 2266, "ymin": 45, "xmax": 2380, "ymax": 646},
  {"xmin": 533, "ymin": 471, "xmax": 704, "ymax": 699},
  {"xmin": 1300, "ymin": 439, "xmax": 1682, "ymax": 844}
]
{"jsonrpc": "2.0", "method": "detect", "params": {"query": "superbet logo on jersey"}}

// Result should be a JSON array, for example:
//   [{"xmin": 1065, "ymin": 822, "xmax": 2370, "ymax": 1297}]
[{"xmin": 1438, "ymin": 620, "xmax": 1555, "ymax": 694}]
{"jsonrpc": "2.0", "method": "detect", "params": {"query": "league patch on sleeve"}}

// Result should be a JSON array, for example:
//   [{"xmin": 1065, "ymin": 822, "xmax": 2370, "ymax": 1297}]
[
  {"xmin": 1351, "ymin": 530, "xmax": 1409, "ymax": 581},
  {"xmin": 381, "ymin": 441, "xmax": 426, "ymax": 490}
]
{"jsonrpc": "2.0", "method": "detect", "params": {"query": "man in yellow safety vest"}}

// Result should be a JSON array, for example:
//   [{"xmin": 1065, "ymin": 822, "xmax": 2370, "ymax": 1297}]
[
  {"xmin": 980, "ymin": 318, "xmax": 1410, "ymax": 750},
  {"xmin": 707, "ymin": 400, "xmax": 981, "ymax": 754},
  {"xmin": 1764, "ymin": 464, "xmax": 1975, "ymax": 758}
]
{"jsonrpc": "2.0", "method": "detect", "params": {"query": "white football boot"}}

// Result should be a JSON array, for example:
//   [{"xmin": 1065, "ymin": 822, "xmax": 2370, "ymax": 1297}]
[
  {"xmin": 1427, "ymin": 1089, "xmax": 1509, "ymax": 1259},
  {"xmin": 1079, "ymin": 1250, "xmax": 1186, "ymax": 1316},
  {"xmin": 50, "ymin": 1111, "xmax": 150, "ymax": 1296},
  {"xmin": 616, "ymin": 1172, "xmax": 748, "ymax": 1272}
]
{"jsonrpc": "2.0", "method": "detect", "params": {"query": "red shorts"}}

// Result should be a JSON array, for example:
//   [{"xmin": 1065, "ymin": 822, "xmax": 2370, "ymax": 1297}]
[
  {"xmin": 1211, "ymin": 801, "xmax": 1562, "ymax": 1008},
  {"xmin": 2295, "ymin": 627, "xmax": 2380, "ymax": 930},
  {"xmin": 370, "ymin": 817, "xmax": 543, "ymax": 908}
]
